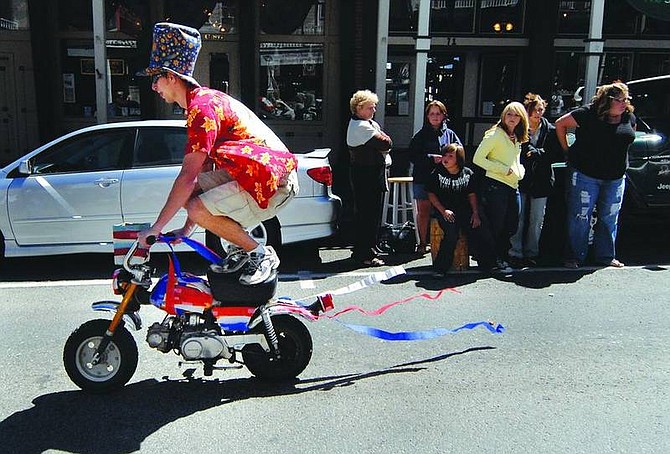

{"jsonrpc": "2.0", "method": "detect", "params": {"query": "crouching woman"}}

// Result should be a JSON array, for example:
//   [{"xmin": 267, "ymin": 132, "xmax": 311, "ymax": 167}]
[{"xmin": 426, "ymin": 143, "xmax": 496, "ymax": 273}]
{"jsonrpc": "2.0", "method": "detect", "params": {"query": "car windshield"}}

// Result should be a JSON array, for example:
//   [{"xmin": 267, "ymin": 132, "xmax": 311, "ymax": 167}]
[{"xmin": 628, "ymin": 77, "xmax": 670, "ymax": 134}]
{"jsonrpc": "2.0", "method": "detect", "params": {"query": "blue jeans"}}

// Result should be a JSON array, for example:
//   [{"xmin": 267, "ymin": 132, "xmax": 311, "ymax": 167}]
[
  {"xmin": 478, "ymin": 177, "xmax": 520, "ymax": 260},
  {"xmin": 509, "ymin": 193, "xmax": 547, "ymax": 259},
  {"xmin": 565, "ymin": 168, "xmax": 625, "ymax": 264}
]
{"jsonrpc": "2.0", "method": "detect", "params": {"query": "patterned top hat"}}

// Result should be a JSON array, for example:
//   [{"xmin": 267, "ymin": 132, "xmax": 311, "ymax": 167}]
[{"xmin": 137, "ymin": 22, "xmax": 201, "ymax": 87}]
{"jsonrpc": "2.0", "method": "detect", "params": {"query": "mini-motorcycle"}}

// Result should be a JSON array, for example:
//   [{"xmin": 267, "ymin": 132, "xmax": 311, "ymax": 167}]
[{"xmin": 63, "ymin": 234, "xmax": 332, "ymax": 393}]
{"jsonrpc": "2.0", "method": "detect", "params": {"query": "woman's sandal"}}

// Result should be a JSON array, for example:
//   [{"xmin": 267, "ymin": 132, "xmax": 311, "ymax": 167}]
[
  {"xmin": 361, "ymin": 257, "xmax": 385, "ymax": 267},
  {"xmin": 605, "ymin": 258, "xmax": 625, "ymax": 268}
]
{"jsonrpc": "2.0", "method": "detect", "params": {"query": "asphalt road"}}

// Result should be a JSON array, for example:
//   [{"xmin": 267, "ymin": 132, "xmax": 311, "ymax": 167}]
[
  {"xmin": 1, "ymin": 258, "xmax": 669, "ymax": 453},
  {"xmin": 0, "ymin": 211, "xmax": 668, "ymax": 453}
]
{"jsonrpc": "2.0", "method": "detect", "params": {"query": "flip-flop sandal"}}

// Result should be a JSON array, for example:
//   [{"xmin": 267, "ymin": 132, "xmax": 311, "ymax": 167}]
[{"xmin": 362, "ymin": 257, "xmax": 385, "ymax": 266}]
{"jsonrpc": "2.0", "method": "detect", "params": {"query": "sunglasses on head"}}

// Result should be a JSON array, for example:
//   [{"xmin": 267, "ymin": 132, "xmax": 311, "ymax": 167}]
[{"xmin": 608, "ymin": 95, "xmax": 631, "ymax": 104}]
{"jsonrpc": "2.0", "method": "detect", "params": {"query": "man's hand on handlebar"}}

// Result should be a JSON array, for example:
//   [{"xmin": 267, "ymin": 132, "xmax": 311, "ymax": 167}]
[{"xmin": 139, "ymin": 227, "xmax": 161, "ymax": 248}]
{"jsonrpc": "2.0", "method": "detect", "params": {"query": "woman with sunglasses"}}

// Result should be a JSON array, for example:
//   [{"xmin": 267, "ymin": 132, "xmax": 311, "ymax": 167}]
[{"xmin": 555, "ymin": 81, "xmax": 636, "ymax": 269}]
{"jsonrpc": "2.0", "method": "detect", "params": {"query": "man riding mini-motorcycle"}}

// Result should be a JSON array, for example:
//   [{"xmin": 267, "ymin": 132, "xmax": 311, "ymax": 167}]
[
  {"xmin": 136, "ymin": 22, "xmax": 299, "ymax": 286},
  {"xmin": 61, "ymin": 23, "xmax": 329, "ymax": 394}
]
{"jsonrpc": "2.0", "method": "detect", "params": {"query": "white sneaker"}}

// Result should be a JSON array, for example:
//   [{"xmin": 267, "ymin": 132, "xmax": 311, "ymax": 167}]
[
  {"xmin": 210, "ymin": 245, "xmax": 249, "ymax": 273},
  {"xmin": 239, "ymin": 246, "xmax": 280, "ymax": 285}
]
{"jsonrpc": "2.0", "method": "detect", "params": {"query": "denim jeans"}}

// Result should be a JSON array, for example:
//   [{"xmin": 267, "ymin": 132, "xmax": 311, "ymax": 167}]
[
  {"xmin": 433, "ymin": 209, "xmax": 496, "ymax": 271},
  {"xmin": 565, "ymin": 168, "xmax": 625, "ymax": 264},
  {"xmin": 478, "ymin": 177, "xmax": 520, "ymax": 260},
  {"xmin": 509, "ymin": 193, "xmax": 547, "ymax": 259}
]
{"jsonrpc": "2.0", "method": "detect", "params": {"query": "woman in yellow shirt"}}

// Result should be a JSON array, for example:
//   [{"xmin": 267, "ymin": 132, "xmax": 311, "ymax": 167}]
[{"xmin": 473, "ymin": 101, "xmax": 528, "ymax": 270}]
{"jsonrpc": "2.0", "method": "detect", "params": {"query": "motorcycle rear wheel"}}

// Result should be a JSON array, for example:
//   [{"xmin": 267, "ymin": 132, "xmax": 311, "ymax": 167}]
[
  {"xmin": 63, "ymin": 319, "xmax": 138, "ymax": 393},
  {"xmin": 242, "ymin": 315, "xmax": 312, "ymax": 381}
]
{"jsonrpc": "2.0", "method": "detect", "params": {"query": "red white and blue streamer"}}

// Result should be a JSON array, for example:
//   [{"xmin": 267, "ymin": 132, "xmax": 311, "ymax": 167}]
[{"xmin": 278, "ymin": 270, "xmax": 505, "ymax": 342}]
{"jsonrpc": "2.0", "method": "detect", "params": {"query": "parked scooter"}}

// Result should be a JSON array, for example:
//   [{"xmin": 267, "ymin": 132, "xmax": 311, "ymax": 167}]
[{"xmin": 63, "ymin": 234, "xmax": 332, "ymax": 393}]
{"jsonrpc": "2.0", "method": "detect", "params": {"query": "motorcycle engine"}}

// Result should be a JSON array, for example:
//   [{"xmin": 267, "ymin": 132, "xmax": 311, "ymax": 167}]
[
  {"xmin": 180, "ymin": 330, "xmax": 230, "ymax": 360},
  {"xmin": 146, "ymin": 321, "xmax": 174, "ymax": 353}
]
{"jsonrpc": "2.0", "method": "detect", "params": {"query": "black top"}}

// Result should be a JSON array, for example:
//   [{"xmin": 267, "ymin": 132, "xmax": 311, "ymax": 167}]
[
  {"xmin": 518, "ymin": 117, "xmax": 564, "ymax": 197},
  {"xmin": 409, "ymin": 123, "xmax": 461, "ymax": 184},
  {"xmin": 569, "ymin": 106, "xmax": 637, "ymax": 180},
  {"xmin": 425, "ymin": 165, "xmax": 475, "ymax": 215}
]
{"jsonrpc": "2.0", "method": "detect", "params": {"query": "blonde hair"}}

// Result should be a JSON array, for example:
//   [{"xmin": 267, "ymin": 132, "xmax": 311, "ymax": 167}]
[
  {"xmin": 591, "ymin": 81, "xmax": 635, "ymax": 120},
  {"xmin": 493, "ymin": 101, "xmax": 529, "ymax": 142},
  {"xmin": 349, "ymin": 90, "xmax": 379, "ymax": 115}
]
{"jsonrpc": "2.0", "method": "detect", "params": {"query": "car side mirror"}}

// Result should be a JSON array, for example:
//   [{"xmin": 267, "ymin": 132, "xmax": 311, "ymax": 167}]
[{"xmin": 17, "ymin": 159, "xmax": 33, "ymax": 175}]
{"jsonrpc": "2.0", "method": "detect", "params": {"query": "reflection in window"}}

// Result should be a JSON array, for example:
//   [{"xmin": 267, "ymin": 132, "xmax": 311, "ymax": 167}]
[
  {"xmin": 258, "ymin": 43, "xmax": 323, "ymax": 121},
  {"xmin": 0, "ymin": 0, "xmax": 29, "ymax": 30},
  {"xmin": 200, "ymin": 1, "xmax": 238, "ymax": 35},
  {"xmin": 479, "ymin": 0, "xmax": 524, "ymax": 34},
  {"xmin": 479, "ymin": 53, "xmax": 517, "ymax": 117},
  {"xmin": 641, "ymin": 15, "xmax": 670, "ymax": 36},
  {"xmin": 557, "ymin": 0, "xmax": 590, "ymax": 35},
  {"xmin": 260, "ymin": 0, "xmax": 325, "ymax": 35},
  {"xmin": 385, "ymin": 62, "xmax": 411, "ymax": 117},
  {"xmin": 550, "ymin": 52, "xmax": 633, "ymax": 118},
  {"xmin": 389, "ymin": 0, "xmax": 419, "ymax": 33},
  {"xmin": 635, "ymin": 54, "xmax": 670, "ymax": 80},
  {"xmin": 33, "ymin": 130, "xmax": 132, "ymax": 174},
  {"xmin": 603, "ymin": 1, "xmax": 636, "ymax": 36},
  {"xmin": 426, "ymin": 55, "xmax": 464, "ymax": 119},
  {"xmin": 431, "ymin": 1, "xmax": 475, "ymax": 34},
  {"xmin": 134, "ymin": 128, "xmax": 187, "ymax": 167},
  {"xmin": 58, "ymin": 0, "xmax": 93, "ymax": 31},
  {"xmin": 600, "ymin": 53, "xmax": 632, "ymax": 84}
]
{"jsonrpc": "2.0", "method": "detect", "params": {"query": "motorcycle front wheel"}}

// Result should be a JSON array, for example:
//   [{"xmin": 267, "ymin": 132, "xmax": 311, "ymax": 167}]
[
  {"xmin": 242, "ymin": 315, "xmax": 313, "ymax": 381},
  {"xmin": 63, "ymin": 319, "xmax": 138, "ymax": 393}
]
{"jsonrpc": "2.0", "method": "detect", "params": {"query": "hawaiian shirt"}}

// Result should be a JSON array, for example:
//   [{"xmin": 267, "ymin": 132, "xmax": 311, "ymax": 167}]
[{"xmin": 185, "ymin": 87, "xmax": 297, "ymax": 208}]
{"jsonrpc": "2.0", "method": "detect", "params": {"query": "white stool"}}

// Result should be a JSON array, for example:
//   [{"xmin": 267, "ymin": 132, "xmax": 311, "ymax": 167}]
[
  {"xmin": 382, "ymin": 177, "xmax": 413, "ymax": 225},
  {"xmin": 381, "ymin": 177, "xmax": 420, "ymax": 245}
]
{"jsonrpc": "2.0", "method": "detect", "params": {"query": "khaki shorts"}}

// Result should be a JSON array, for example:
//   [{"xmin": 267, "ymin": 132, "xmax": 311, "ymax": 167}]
[{"xmin": 198, "ymin": 169, "xmax": 298, "ymax": 229}]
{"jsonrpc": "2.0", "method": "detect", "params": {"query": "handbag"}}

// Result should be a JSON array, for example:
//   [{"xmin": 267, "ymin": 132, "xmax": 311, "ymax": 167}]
[{"xmin": 378, "ymin": 221, "xmax": 417, "ymax": 253}]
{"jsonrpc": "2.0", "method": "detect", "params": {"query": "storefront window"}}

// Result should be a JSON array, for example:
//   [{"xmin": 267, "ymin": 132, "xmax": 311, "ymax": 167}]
[
  {"xmin": 58, "ymin": 0, "xmax": 93, "ymax": 31},
  {"xmin": 61, "ymin": 42, "xmax": 143, "ymax": 119},
  {"xmin": 260, "ymin": 0, "xmax": 325, "ymax": 35},
  {"xmin": 641, "ymin": 16, "xmax": 670, "ymax": 36},
  {"xmin": 258, "ymin": 42, "xmax": 323, "ymax": 121},
  {"xmin": 550, "ymin": 51, "xmax": 633, "ymax": 118},
  {"xmin": 635, "ymin": 53, "xmax": 670, "ymax": 79},
  {"xmin": 430, "ymin": 1, "xmax": 475, "ymax": 34},
  {"xmin": 0, "ymin": 0, "xmax": 29, "ymax": 30},
  {"xmin": 385, "ymin": 62, "xmax": 411, "ymax": 117},
  {"xmin": 425, "ymin": 54, "xmax": 465, "ymax": 120},
  {"xmin": 603, "ymin": 1, "xmax": 637, "ymax": 36},
  {"xmin": 479, "ymin": 0, "xmax": 524, "ymax": 34},
  {"xmin": 557, "ymin": 0, "xmax": 590, "ymax": 35},
  {"xmin": 389, "ymin": 0, "xmax": 419, "ymax": 34},
  {"xmin": 479, "ymin": 53, "xmax": 517, "ymax": 117}
]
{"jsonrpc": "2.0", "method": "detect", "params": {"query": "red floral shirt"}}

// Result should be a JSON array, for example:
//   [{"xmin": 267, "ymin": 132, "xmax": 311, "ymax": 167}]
[{"xmin": 185, "ymin": 87, "xmax": 297, "ymax": 208}]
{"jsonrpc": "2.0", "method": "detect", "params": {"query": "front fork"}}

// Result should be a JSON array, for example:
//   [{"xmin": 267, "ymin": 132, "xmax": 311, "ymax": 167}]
[{"xmin": 90, "ymin": 283, "xmax": 139, "ymax": 366}]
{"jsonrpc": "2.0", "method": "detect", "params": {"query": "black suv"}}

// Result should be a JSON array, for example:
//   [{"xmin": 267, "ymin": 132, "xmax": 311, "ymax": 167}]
[{"xmin": 625, "ymin": 75, "xmax": 670, "ymax": 210}]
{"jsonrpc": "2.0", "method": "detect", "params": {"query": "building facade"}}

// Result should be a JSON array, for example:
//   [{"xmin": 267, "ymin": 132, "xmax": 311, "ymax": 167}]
[{"xmin": 1, "ymin": 0, "xmax": 669, "ymax": 178}]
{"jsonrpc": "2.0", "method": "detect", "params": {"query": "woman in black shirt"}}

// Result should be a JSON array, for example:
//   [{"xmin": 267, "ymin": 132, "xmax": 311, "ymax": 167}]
[{"xmin": 555, "ymin": 82, "xmax": 636, "ymax": 269}]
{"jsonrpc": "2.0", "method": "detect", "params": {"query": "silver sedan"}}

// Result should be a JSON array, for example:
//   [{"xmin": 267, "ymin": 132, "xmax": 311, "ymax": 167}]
[{"xmin": 0, "ymin": 120, "xmax": 341, "ymax": 260}]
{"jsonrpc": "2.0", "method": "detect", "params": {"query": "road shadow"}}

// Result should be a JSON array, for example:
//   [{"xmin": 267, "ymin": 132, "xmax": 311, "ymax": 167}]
[{"xmin": 0, "ymin": 346, "xmax": 494, "ymax": 454}]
